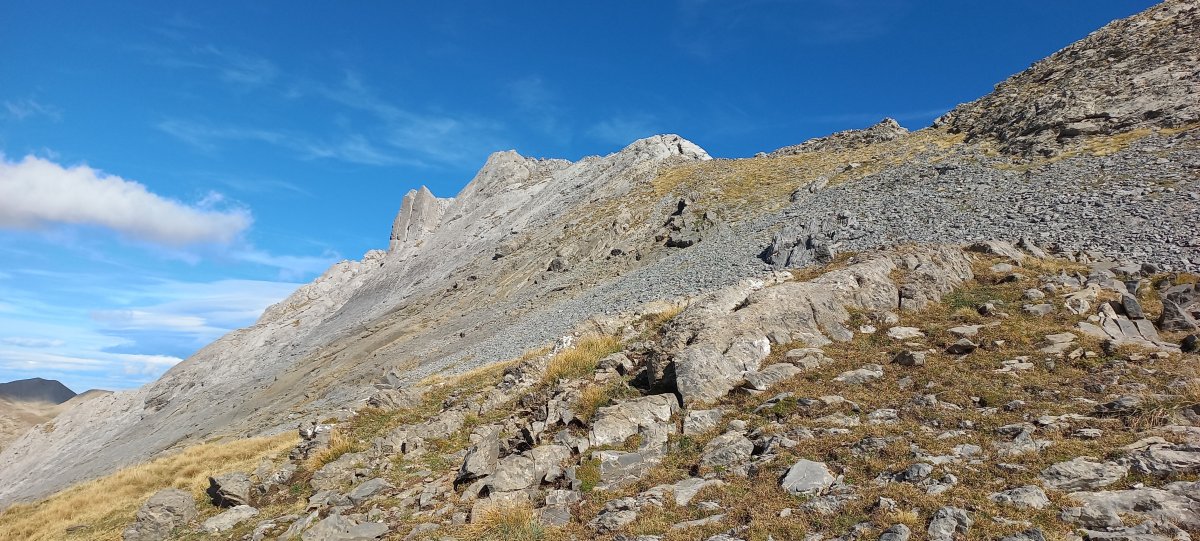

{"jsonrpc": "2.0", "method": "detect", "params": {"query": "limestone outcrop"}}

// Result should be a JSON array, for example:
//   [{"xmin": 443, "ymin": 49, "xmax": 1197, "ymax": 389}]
[{"xmin": 937, "ymin": 0, "xmax": 1200, "ymax": 156}]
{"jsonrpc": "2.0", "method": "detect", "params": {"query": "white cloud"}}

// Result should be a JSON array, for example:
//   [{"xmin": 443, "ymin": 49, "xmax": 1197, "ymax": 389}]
[
  {"xmin": 0, "ymin": 154, "xmax": 251, "ymax": 245},
  {"xmin": 89, "ymin": 309, "xmax": 211, "ymax": 332},
  {"xmin": 2, "ymin": 337, "xmax": 65, "ymax": 348}
]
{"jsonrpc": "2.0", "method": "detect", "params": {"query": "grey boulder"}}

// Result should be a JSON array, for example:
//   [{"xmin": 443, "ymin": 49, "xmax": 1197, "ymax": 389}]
[
  {"xmin": 780, "ymin": 459, "xmax": 835, "ymax": 496},
  {"xmin": 700, "ymin": 430, "xmax": 754, "ymax": 470},
  {"xmin": 122, "ymin": 488, "xmax": 198, "ymax": 541},
  {"xmin": 1158, "ymin": 283, "xmax": 1199, "ymax": 331},
  {"xmin": 207, "ymin": 472, "xmax": 252, "ymax": 507},
  {"xmin": 927, "ymin": 506, "xmax": 972, "ymax": 541},
  {"xmin": 743, "ymin": 363, "xmax": 802, "ymax": 391},
  {"xmin": 989, "ymin": 485, "xmax": 1050, "ymax": 509},
  {"xmin": 878, "ymin": 524, "xmax": 911, "ymax": 541}
]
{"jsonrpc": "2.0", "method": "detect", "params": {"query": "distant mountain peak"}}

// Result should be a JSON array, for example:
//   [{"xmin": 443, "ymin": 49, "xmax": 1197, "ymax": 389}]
[{"xmin": 0, "ymin": 378, "xmax": 76, "ymax": 405}]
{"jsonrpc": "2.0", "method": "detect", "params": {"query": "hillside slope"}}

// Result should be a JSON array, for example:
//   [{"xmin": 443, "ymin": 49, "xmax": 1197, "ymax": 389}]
[
  {"xmin": 1, "ymin": 0, "xmax": 1198, "ymax": 514},
  {"xmin": 4, "ymin": 241, "xmax": 1198, "ymax": 541}
]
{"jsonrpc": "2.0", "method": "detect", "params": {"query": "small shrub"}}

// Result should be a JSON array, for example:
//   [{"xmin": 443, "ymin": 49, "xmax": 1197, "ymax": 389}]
[{"xmin": 576, "ymin": 458, "xmax": 601, "ymax": 492}]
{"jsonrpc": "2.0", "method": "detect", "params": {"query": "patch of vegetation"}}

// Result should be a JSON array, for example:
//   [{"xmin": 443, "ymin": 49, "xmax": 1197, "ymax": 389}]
[{"xmin": 576, "ymin": 458, "xmax": 601, "ymax": 493}]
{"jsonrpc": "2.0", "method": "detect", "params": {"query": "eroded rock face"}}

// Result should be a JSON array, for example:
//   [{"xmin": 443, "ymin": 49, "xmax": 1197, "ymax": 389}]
[
  {"xmin": 201, "ymin": 505, "xmax": 258, "ymax": 534},
  {"xmin": 389, "ymin": 186, "xmax": 451, "ymax": 253},
  {"xmin": 927, "ymin": 506, "xmax": 972, "ymax": 541},
  {"xmin": 299, "ymin": 513, "xmax": 388, "ymax": 541},
  {"xmin": 589, "ymin": 394, "xmax": 680, "ymax": 448},
  {"xmin": 937, "ymin": 0, "xmax": 1200, "ymax": 156},
  {"xmin": 666, "ymin": 246, "xmax": 972, "ymax": 406}
]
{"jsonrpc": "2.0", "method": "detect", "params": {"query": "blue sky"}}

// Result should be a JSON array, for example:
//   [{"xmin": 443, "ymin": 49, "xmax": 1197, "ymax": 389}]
[{"xmin": 0, "ymin": 1, "xmax": 1156, "ymax": 392}]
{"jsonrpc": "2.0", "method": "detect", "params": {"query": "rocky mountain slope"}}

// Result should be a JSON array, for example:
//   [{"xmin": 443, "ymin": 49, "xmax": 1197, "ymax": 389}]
[
  {"xmin": 5, "ymin": 240, "xmax": 1198, "ymax": 541},
  {"xmin": 1, "ymin": 0, "xmax": 1198, "ymax": 531}
]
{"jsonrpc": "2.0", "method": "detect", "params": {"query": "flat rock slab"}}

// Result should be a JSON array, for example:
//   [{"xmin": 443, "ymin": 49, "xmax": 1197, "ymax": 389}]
[
  {"xmin": 202, "ymin": 505, "xmax": 259, "ymax": 533},
  {"xmin": 743, "ymin": 363, "xmax": 802, "ymax": 391},
  {"xmin": 1040, "ymin": 457, "xmax": 1128, "ymax": 491},
  {"xmin": 300, "ymin": 514, "xmax": 388, "ymax": 541},
  {"xmin": 780, "ymin": 459, "xmax": 834, "ymax": 496},
  {"xmin": 887, "ymin": 327, "xmax": 925, "ymax": 340}
]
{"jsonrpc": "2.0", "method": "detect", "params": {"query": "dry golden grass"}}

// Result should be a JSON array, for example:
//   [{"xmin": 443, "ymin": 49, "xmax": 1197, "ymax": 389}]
[
  {"xmin": 542, "ymin": 335, "xmax": 623, "ymax": 384},
  {"xmin": 455, "ymin": 502, "xmax": 554, "ymax": 541},
  {"xmin": 635, "ymin": 305, "xmax": 685, "ymax": 338},
  {"xmin": 1079, "ymin": 121, "xmax": 1200, "ymax": 157},
  {"xmin": 0, "ymin": 433, "xmax": 296, "ymax": 541},
  {"xmin": 305, "ymin": 428, "xmax": 360, "ymax": 470},
  {"xmin": 646, "ymin": 128, "xmax": 963, "ymax": 220}
]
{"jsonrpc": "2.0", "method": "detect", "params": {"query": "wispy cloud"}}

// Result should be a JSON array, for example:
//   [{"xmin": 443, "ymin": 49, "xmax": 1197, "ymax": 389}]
[
  {"xmin": 311, "ymin": 73, "xmax": 507, "ymax": 165},
  {"xmin": 210, "ymin": 175, "xmax": 311, "ymax": 197},
  {"xmin": 2, "ymin": 98, "xmax": 63, "ymax": 122},
  {"xmin": 0, "ymin": 274, "xmax": 303, "ymax": 390},
  {"xmin": 87, "ymin": 277, "xmax": 302, "ymax": 353},
  {"xmin": 231, "ymin": 248, "xmax": 340, "ymax": 280},
  {"xmin": 672, "ymin": 0, "xmax": 906, "ymax": 59},
  {"xmin": 1, "ymin": 337, "xmax": 65, "ymax": 348},
  {"xmin": 199, "ymin": 44, "xmax": 279, "ymax": 87},
  {"xmin": 135, "ymin": 39, "xmax": 279, "ymax": 90},
  {"xmin": 587, "ymin": 114, "xmax": 662, "ymax": 146},
  {"xmin": 157, "ymin": 118, "xmax": 417, "ymax": 167},
  {"xmin": 0, "ymin": 154, "xmax": 252, "ymax": 246},
  {"xmin": 506, "ymin": 75, "xmax": 571, "ymax": 143}
]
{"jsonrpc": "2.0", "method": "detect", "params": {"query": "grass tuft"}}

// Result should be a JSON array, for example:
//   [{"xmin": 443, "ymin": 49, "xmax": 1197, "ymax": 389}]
[
  {"xmin": 542, "ymin": 335, "xmax": 623, "ymax": 384},
  {"xmin": 305, "ymin": 428, "xmax": 360, "ymax": 471},
  {"xmin": 458, "ymin": 503, "xmax": 547, "ymax": 541}
]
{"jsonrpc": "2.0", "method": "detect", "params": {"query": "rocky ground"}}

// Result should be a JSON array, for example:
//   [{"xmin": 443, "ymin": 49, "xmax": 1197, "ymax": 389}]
[{"xmin": 91, "ymin": 240, "xmax": 1200, "ymax": 541}]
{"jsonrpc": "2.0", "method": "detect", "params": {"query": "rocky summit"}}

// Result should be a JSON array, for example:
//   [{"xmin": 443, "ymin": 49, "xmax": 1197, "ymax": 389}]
[{"xmin": 1, "ymin": 1, "xmax": 1200, "ymax": 541}]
